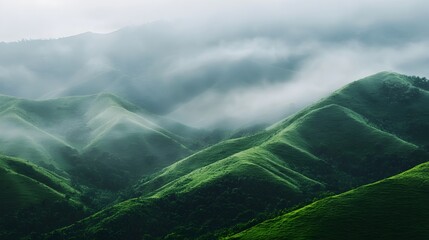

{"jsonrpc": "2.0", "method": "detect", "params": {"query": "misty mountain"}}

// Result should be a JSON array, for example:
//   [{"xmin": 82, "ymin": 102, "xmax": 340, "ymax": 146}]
[
  {"xmin": 0, "ymin": 22, "xmax": 304, "ymax": 128},
  {"xmin": 0, "ymin": 92, "xmax": 221, "ymax": 190},
  {"xmin": 44, "ymin": 72, "xmax": 429, "ymax": 239},
  {"xmin": 2, "ymin": 1, "xmax": 429, "ymax": 240},
  {"xmin": 3, "ymin": 15, "xmax": 429, "ymax": 128}
]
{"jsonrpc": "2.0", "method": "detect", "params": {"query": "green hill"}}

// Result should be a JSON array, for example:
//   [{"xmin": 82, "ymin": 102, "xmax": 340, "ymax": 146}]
[
  {"xmin": 273, "ymin": 72, "xmax": 429, "ymax": 146},
  {"xmin": 136, "ymin": 72, "xmax": 429, "ymax": 196},
  {"xmin": 0, "ymin": 155, "xmax": 85, "ymax": 239},
  {"xmin": 44, "ymin": 72, "xmax": 429, "ymax": 239},
  {"xmin": 0, "ymin": 93, "xmax": 212, "ymax": 190},
  {"xmin": 230, "ymin": 161, "xmax": 429, "ymax": 240}
]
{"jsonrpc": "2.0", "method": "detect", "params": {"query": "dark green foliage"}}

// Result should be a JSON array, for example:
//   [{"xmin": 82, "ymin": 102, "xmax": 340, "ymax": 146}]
[
  {"xmin": 409, "ymin": 75, "xmax": 429, "ymax": 91},
  {"xmin": 68, "ymin": 153, "xmax": 132, "ymax": 191},
  {"xmin": 380, "ymin": 78, "xmax": 420, "ymax": 103},
  {"xmin": 0, "ymin": 200, "xmax": 85, "ymax": 240},
  {"xmin": 46, "ymin": 176, "xmax": 316, "ymax": 240}
]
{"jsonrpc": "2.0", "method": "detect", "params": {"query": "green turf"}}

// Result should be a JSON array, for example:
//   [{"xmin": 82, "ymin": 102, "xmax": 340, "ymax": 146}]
[{"xmin": 229, "ymin": 161, "xmax": 429, "ymax": 240}]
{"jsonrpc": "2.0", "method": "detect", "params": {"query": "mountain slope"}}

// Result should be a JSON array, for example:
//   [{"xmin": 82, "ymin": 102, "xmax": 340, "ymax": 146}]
[
  {"xmin": 0, "ymin": 155, "xmax": 85, "ymax": 239},
  {"xmin": 45, "ymin": 72, "xmax": 429, "ymax": 239},
  {"xmin": 0, "ymin": 111, "xmax": 77, "ymax": 170},
  {"xmin": 0, "ymin": 93, "xmax": 208, "ymax": 190},
  {"xmin": 230, "ymin": 161, "xmax": 429, "ymax": 240},
  {"xmin": 272, "ymin": 72, "xmax": 429, "ymax": 146},
  {"xmin": 136, "ymin": 72, "xmax": 429, "ymax": 196},
  {"xmin": 0, "ymin": 155, "xmax": 79, "ymax": 210}
]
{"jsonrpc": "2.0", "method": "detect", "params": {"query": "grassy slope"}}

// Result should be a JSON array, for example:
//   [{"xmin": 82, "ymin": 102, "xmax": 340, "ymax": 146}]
[
  {"xmin": 270, "ymin": 103, "xmax": 419, "ymax": 188},
  {"xmin": 46, "ymin": 72, "xmax": 429, "ymax": 239},
  {"xmin": 133, "ymin": 131, "xmax": 272, "ymax": 196},
  {"xmin": 230, "ymin": 161, "xmax": 429, "ymax": 240},
  {"xmin": 0, "ymin": 155, "xmax": 85, "ymax": 239}
]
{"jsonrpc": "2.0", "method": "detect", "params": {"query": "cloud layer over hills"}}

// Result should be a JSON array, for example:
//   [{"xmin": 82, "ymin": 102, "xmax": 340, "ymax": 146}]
[{"xmin": 1, "ymin": 1, "xmax": 429, "ymax": 127}]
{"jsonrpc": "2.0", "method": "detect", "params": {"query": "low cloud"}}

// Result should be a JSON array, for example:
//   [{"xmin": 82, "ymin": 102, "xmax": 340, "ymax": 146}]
[
  {"xmin": 169, "ymin": 41, "xmax": 429, "ymax": 128},
  {"xmin": 1, "ymin": 1, "xmax": 429, "ymax": 128}
]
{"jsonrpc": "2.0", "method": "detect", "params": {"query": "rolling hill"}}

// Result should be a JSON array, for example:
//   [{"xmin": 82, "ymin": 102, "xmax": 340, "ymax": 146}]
[
  {"xmin": 0, "ymin": 93, "xmax": 214, "ymax": 190},
  {"xmin": 229, "ymin": 161, "xmax": 429, "ymax": 240},
  {"xmin": 0, "ymin": 155, "xmax": 85, "ymax": 239},
  {"xmin": 44, "ymin": 72, "xmax": 429, "ymax": 239}
]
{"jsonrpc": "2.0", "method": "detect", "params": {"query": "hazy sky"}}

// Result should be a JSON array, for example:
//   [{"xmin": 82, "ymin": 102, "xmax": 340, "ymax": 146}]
[
  {"xmin": 1, "ymin": 0, "xmax": 428, "ymax": 42},
  {"xmin": 2, "ymin": 0, "xmax": 271, "ymax": 41},
  {"xmin": 1, "ymin": 0, "xmax": 429, "ymax": 128}
]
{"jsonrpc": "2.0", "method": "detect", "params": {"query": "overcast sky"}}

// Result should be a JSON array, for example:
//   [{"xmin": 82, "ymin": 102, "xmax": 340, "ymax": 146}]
[
  {"xmin": 1, "ymin": 0, "xmax": 429, "ymax": 128},
  {"xmin": 1, "ymin": 0, "xmax": 428, "ymax": 42}
]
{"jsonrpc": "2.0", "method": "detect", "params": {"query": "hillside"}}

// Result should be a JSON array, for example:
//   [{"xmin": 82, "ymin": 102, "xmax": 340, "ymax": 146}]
[
  {"xmin": 0, "ymin": 93, "xmax": 214, "ymax": 190},
  {"xmin": 136, "ymin": 72, "xmax": 429, "ymax": 196},
  {"xmin": 45, "ymin": 72, "xmax": 429, "ymax": 239},
  {"xmin": 230, "ymin": 161, "xmax": 429, "ymax": 240},
  {"xmin": 0, "ymin": 155, "xmax": 85, "ymax": 239}
]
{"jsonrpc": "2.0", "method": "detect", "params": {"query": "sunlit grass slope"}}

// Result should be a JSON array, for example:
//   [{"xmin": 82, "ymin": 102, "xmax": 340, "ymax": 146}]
[
  {"xmin": 46, "ymin": 72, "xmax": 429, "ymax": 239},
  {"xmin": 0, "ymin": 155, "xmax": 85, "ymax": 239},
  {"xmin": 230, "ymin": 161, "xmax": 429, "ymax": 240}
]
